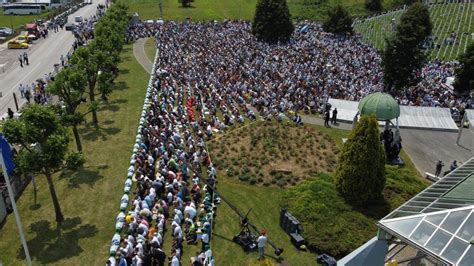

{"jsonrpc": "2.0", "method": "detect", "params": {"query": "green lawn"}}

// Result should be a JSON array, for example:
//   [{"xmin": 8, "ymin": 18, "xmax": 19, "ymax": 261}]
[
  {"xmin": 353, "ymin": 2, "xmax": 474, "ymax": 61},
  {"xmin": 207, "ymin": 123, "xmax": 428, "ymax": 262},
  {"xmin": 0, "ymin": 44, "xmax": 149, "ymax": 265},
  {"xmin": 123, "ymin": 0, "xmax": 402, "ymax": 21},
  {"xmin": 0, "ymin": 13, "xmax": 48, "ymax": 31}
]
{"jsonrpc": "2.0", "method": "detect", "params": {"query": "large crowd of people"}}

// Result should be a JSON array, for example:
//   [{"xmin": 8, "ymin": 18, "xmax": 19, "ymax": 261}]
[
  {"xmin": 135, "ymin": 21, "xmax": 472, "ymax": 118},
  {"xmin": 110, "ymin": 19, "xmax": 473, "ymax": 265}
]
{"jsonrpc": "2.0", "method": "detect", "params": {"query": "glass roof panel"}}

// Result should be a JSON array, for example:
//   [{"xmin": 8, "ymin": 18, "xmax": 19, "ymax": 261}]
[
  {"xmin": 459, "ymin": 246, "xmax": 474, "ymax": 266},
  {"xmin": 456, "ymin": 212, "xmax": 474, "ymax": 242},
  {"xmin": 424, "ymin": 212, "xmax": 447, "ymax": 226},
  {"xmin": 410, "ymin": 221, "xmax": 436, "ymax": 246},
  {"xmin": 425, "ymin": 229, "xmax": 452, "ymax": 255},
  {"xmin": 383, "ymin": 216, "xmax": 423, "ymax": 237},
  {"xmin": 440, "ymin": 209, "xmax": 471, "ymax": 234},
  {"xmin": 440, "ymin": 237, "xmax": 469, "ymax": 263}
]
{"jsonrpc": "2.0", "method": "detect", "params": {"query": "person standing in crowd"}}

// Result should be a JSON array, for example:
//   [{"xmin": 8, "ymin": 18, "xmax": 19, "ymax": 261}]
[
  {"xmin": 331, "ymin": 108, "xmax": 338, "ymax": 124},
  {"xmin": 257, "ymin": 230, "xmax": 267, "ymax": 260},
  {"xmin": 324, "ymin": 109, "xmax": 331, "ymax": 128},
  {"xmin": 435, "ymin": 160, "xmax": 444, "ymax": 177},
  {"xmin": 18, "ymin": 54, "xmax": 23, "ymax": 67},
  {"xmin": 23, "ymin": 52, "xmax": 29, "ymax": 66}
]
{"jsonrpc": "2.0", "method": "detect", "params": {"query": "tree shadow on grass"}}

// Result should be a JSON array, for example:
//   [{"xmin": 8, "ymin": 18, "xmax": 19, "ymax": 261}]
[
  {"xmin": 78, "ymin": 123, "xmax": 121, "ymax": 142},
  {"xmin": 16, "ymin": 217, "xmax": 98, "ymax": 264},
  {"xmin": 99, "ymin": 98, "xmax": 128, "ymax": 113},
  {"xmin": 59, "ymin": 165, "xmax": 107, "ymax": 188},
  {"xmin": 114, "ymin": 81, "xmax": 129, "ymax": 91},
  {"xmin": 352, "ymin": 198, "xmax": 391, "ymax": 220}
]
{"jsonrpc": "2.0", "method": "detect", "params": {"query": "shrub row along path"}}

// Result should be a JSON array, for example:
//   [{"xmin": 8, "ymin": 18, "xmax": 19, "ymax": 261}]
[{"xmin": 133, "ymin": 38, "xmax": 474, "ymax": 177}]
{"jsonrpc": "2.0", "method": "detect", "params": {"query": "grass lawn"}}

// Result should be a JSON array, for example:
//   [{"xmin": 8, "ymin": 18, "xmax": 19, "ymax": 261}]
[
  {"xmin": 353, "ymin": 3, "xmax": 474, "ymax": 61},
  {"xmin": 0, "ymin": 13, "xmax": 48, "ymax": 31},
  {"xmin": 0, "ymin": 43, "xmax": 149, "ymax": 265},
  {"xmin": 208, "ymin": 122, "xmax": 428, "ymax": 261},
  {"xmin": 144, "ymin": 37, "xmax": 156, "ymax": 62},
  {"xmin": 123, "ymin": 0, "xmax": 402, "ymax": 21}
]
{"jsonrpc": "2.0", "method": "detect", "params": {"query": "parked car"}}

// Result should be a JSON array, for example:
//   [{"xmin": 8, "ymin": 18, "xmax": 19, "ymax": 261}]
[
  {"xmin": 65, "ymin": 23, "xmax": 75, "ymax": 31},
  {"xmin": 8, "ymin": 39, "xmax": 28, "ymax": 49},
  {"xmin": 0, "ymin": 27, "xmax": 13, "ymax": 36},
  {"xmin": 16, "ymin": 33, "xmax": 29, "ymax": 44}
]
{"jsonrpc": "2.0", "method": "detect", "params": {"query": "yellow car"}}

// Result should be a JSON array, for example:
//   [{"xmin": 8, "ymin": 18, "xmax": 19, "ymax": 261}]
[
  {"xmin": 8, "ymin": 40, "xmax": 29, "ymax": 49},
  {"xmin": 16, "ymin": 34, "xmax": 29, "ymax": 44}
]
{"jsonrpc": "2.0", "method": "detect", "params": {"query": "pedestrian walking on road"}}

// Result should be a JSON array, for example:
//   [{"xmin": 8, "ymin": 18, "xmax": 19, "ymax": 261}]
[
  {"xmin": 7, "ymin": 108, "xmax": 14, "ymax": 119},
  {"xmin": 25, "ymin": 90, "xmax": 31, "ymax": 103},
  {"xmin": 23, "ymin": 52, "xmax": 29, "ymax": 66},
  {"xmin": 60, "ymin": 54, "xmax": 65, "ymax": 67},
  {"xmin": 19, "ymin": 84, "xmax": 24, "ymax": 98},
  {"xmin": 324, "ymin": 109, "xmax": 331, "ymax": 128},
  {"xmin": 435, "ymin": 160, "xmax": 444, "ymax": 177},
  {"xmin": 18, "ymin": 54, "xmax": 23, "ymax": 67},
  {"xmin": 331, "ymin": 108, "xmax": 338, "ymax": 124}
]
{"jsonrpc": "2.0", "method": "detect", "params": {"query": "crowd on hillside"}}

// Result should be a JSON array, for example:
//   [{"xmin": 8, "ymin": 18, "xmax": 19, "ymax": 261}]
[{"xmin": 128, "ymin": 21, "xmax": 472, "ymax": 116}]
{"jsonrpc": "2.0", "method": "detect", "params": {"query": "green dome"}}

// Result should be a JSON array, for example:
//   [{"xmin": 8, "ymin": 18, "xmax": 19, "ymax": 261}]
[{"xmin": 358, "ymin": 92, "xmax": 400, "ymax": 120}]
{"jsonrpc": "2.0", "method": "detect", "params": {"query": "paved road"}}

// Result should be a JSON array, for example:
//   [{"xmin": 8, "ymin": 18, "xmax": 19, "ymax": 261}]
[{"xmin": 0, "ymin": 0, "xmax": 105, "ymax": 118}]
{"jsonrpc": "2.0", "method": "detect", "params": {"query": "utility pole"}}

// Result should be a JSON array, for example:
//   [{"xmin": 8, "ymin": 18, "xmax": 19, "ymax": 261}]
[
  {"xmin": 0, "ymin": 149, "xmax": 32, "ymax": 266},
  {"xmin": 159, "ymin": 0, "xmax": 163, "ymax": 19}
]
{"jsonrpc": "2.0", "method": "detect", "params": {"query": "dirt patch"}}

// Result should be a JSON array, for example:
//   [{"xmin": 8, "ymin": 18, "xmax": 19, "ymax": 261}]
[{"xmin": 207, "ymin": 121, "xmax": 339, "ymax": 187}]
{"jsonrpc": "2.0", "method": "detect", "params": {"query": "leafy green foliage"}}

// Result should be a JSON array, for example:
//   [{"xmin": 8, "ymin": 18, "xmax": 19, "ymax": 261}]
[
  {"xmin": 47, "ymin": 66, "xmax": 87, "ymax": 151},
  {"xmin": 2, "ymin": 105, "xmax": 84, "ymax": 224},
  {"xmin": 382, "ymin": 2, "xmax": 431, "ymax": 92},
  {"xmin": 283, "ymin": 163, "xmax": 427, "ymax": 258},
  {"xmin": 252, "ymin": 0, "xmax": 294, "ymax": 43},
  {"xmin": 453, "ymin": 43, "xmax": 474, "ymax": 95},
  {"xmin": 365, "ymin": 0, "xmax": 382, "ymax": 12},
  {"xmin": 322, "ymin": 5, "xmax": 353, "ymax": 34},
  {"xmin": 68, "ymin": 3, "xmax": 129, "ymax": 124},
  {"xmin": 334, "ymin": 115, "xmax": 386, "ymax": 206}
]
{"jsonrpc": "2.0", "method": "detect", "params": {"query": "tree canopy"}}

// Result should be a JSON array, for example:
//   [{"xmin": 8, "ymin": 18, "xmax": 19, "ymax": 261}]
[
  {"xmin": 2, "ymin": 105, "xmax": 84, "ymax": 224},
  {"xmin": 334, "ymin": 115, "xmax": 386, "ymax": 206},
  {"xmin": 453, "ymin": 43, "xmax": 474, "ymax": 95},
  {"xmin": 382, "ymin": 2, "xmax": 432, "ymax": 92},
  {"xmin": 322, "ymin": 5, "xmax": 353, "ymax": 35},
  {"xmin": 365, "ymin": 0, "xmax": 382, "ymax": 12},
  {"xmin": 252, "ymin": 0, "xmax": 294, "ymax": 43}
]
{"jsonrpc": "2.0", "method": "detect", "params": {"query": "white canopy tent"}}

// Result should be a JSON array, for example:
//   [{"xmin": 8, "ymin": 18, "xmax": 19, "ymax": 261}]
[{"xmin": 327, "ymin": 99, "xmax": 458, "ymax": 131}]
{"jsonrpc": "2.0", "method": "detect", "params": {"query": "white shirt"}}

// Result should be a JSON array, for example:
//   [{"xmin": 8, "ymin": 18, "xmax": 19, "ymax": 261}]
[{"xmin": 257, "ymin": 235, "xmax": 267, "ymax": 248}]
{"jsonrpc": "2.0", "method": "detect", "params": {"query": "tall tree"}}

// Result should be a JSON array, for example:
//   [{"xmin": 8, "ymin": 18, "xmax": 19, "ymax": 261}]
[
  {"xmin": 334, "ymin": 115, "xmax": 386, "ymax": 206},
  {"xmin": 382, "ymin": 2, "xmax": 432, "ymax": 92},
  {"xmin": 323, "ymin": 5, "xmax": 353, "ymax": 35},
  {"xmin": 453, "ymin": 43, "xmax": 474, "ymax": 95},
  {"xmin": 47, "ymin": 66, "xmax": 88, "ymax": 152},
  {"xmin": 252, "ymin": 0, "xmax": 294, "ymax": 43},
  {"xmin": 2, "ymin": 105, "xmax": 84, "ymax": 224},
  {"xmin": 365, "ymin": 0, "xmax": 382, "ymax": 12}
]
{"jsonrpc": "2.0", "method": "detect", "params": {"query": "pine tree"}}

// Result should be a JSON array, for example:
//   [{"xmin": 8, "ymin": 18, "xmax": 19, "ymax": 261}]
[
  {"xmin": 322, "ymin": 5, "xmax": 353, "ymax": 35},
  {"xmin": 334, "ymin": 115, "xmax": 386, "ymax": 206},
  {"xmin": 365, "ymin": 0, "xmax": 382, "ymax": 12},
  {"xmin": 252, "ymin": 0, "xmax": 294, "ymax": 43},
  {"xmin": 382, "ymin": 2, "xmax": 432, "ymax": 92},
  {"xmin": 453, "ymin": 43, "xmax": 474, "ymax": 95}
]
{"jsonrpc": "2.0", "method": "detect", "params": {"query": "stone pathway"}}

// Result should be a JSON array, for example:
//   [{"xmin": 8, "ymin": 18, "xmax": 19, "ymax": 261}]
[{"xmin": 133, "ymin": 40, "xmax": 473, "ymax": 177}]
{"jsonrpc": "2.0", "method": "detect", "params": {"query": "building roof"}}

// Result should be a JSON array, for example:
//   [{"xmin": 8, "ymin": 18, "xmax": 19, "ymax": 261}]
[
  {"xmin": 382, "ymin": 158, "xmax": 474, "ymax": 220},
  {"xmin": 358, "ymin": 92, "xmax": 400, "ymax": 120},
  {"xmin": 378, "ymin": 205, "xmax": 474, "ymax": 265},
  {"xmin": 378, "ymin": 157, "xmax": 474, "ymax": 265}
]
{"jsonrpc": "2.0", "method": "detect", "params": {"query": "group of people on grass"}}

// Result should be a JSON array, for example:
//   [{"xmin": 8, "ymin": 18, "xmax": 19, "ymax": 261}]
[
  {"xmin": 111, "ymin": 66, "xmax": 221, "ymax": 265},
  {"xmin": 132, "ymin": 20, "xmax": 471, "ymax": 119}
]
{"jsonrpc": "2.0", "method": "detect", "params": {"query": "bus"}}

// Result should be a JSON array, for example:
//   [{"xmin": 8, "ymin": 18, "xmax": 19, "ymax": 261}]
[{"xmin": 3, "ymin": 4, "xmax": 45, "ymax": 15}]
